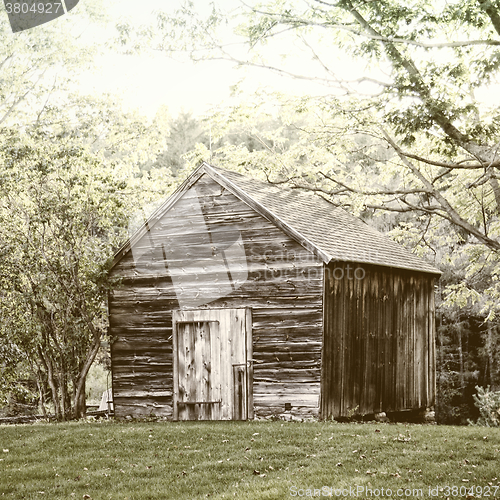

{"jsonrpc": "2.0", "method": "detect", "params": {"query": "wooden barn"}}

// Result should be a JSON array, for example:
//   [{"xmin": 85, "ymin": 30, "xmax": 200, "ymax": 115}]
[{"xmin": 108, "ymin": 162, "xmax": 441, "ymax": 421}]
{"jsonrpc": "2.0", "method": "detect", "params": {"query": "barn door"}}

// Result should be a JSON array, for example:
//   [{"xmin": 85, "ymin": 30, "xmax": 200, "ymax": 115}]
[{"xmin": 173, "ymin": 308, "xmax": 252, "ymax": 421}]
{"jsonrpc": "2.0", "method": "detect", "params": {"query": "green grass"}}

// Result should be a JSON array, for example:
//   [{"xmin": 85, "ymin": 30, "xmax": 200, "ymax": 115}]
[{"xmin": 0, "ymin": 420, "xmax": 499, "ymax": 499}]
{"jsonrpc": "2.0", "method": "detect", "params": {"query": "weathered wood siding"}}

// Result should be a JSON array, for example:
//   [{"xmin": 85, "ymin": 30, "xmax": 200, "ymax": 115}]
[
  {"xmin": 109, "ymin": 173, "xmax": 323, "ymax": 419},
  {"xmin": 321, "ymin": 262, "xmax": 436, "ymax": 419}
]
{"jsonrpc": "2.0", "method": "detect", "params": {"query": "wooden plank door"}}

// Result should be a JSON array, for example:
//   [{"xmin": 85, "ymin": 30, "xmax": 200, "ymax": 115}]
[{"xmin": 173, "ymin": 308, "xmax": 252, "ymax": 421}]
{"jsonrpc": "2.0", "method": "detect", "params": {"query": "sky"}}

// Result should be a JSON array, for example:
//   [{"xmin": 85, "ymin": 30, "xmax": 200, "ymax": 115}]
[
  {"xmin": 78, "ymin": 0, "xmax": 263, "ymax": 117},
  {"xmin": 78, "ymin": 0, "xmax": 357, "ymax": 119}
]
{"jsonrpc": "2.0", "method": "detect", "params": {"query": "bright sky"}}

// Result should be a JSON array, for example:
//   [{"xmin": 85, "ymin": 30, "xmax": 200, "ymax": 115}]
[{"xmin": 78, "ymin": 0, "xmax": 359, "ymax": 119}]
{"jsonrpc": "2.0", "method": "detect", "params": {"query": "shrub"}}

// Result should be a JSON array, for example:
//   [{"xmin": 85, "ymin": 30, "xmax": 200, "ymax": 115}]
[{"xmin": 470, "ymin": 386, "xmax": 500, "ymax": 427}]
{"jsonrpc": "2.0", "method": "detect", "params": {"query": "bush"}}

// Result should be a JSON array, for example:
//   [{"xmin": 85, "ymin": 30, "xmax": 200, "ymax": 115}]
[{"xmin": 470, "ymin": 386, "xmax": 500, "ymax": 427}]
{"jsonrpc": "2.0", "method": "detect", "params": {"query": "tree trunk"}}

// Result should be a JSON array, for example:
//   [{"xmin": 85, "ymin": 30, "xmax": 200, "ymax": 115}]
[
  {"xmin": 73, "ymin": 333, "xmax": 101, "ymax": 419},
  {"xmin": 74, "ymin": 379, "xmax": 86, "ymax": 419},
  {"xmin": 35, "ymin": 367, "xmax": 48, "ymax": 419},
  {"xmin": 40, "ymin": 348, "xmax": 61, "ymax": 420}
]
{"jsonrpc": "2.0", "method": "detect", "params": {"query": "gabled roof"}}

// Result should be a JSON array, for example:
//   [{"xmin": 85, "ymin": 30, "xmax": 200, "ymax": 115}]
[{"xmin": 112, "ymin": 162, "xmax": 441, "ymax": 275}]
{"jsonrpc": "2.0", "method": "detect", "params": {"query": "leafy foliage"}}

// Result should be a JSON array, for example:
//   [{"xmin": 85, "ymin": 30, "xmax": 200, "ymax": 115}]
[
  {"xmin": 0, "ymin": 0, "xmax": 107, "ymax": 127},
  {"xmin": 0, "ymin": 127, "xmax": 128, "ymax": 419},
  {"xmin": 470, "ymin": 385, "xmax": 500, "ymax": 426}
]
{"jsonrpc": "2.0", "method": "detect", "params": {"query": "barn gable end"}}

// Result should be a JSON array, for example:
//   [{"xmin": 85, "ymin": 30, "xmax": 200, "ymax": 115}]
[{"xmin": 109, "ymin": 172, "xmax": 324, "ymax": 419}]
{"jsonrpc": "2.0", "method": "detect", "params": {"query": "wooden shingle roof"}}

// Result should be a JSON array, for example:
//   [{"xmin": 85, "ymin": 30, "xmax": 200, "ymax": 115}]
[{"xmin": 112, "ymin": 162, "xmax": 441, "ymax": 275}]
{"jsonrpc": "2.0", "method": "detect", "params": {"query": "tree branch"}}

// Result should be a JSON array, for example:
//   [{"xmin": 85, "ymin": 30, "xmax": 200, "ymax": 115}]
[{"xmin": 381, "ymin": 128, "xmax": 500, "ymax": 251}]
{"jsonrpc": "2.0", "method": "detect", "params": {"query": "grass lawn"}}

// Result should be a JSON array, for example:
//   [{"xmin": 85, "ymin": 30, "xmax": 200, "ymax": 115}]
[{"xmin": 0, "ymin": 420, "xmax": 499, "ymax": 500}]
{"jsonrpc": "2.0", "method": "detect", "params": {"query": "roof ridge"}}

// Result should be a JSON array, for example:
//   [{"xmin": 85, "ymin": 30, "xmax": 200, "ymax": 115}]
[{"xmin": 111, "ymin": 162, "xmax": 441, "ymax": 275}]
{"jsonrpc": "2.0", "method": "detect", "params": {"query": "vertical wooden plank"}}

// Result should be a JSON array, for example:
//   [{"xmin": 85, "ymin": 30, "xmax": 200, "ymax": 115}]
[
  {"xmin": 173, "ymin": 313, "xmax": 179, "ymax": 421},
  {"xmin": 233, "ymin": 309, "xmax": 247, "ymax": 420},
  {"xmin": 344, "ymin": 263, "xmax": 349, "ymax": 417},
  {"xmin": 187, "ymin": 322, "xmax": 197, "ymax": 420},
  {"xmin": 355, "ymin": 265, "xmax": 364, "ymax": 414},
  {"xmin": 320, "ymin": 264, "xmax": 328, "ymax": 419},
  {"xmin": 328, "ymin": 263, "xmax": 336, "ymax": 419},
  {"xmin": 384, "ymin": 269, "xmax": 393, "ymax": 412},
  {"xmin": 194, "ymin": 322, "xmax": 203, "ymax": 420},
  {"xmin": 199, "ymin": 321, "xmax": 211, "ymax": 419},
  {"xmin": 246, "ymin": 308, "xmax": 254, "ymax": 420},
  {"xmin": 338, "ymin": 263, "xmax": 346, "ymax": 417},
  {"xmin": 230, "ymin": 309, "xmax": 238, "ymax": 420},
  {"xmin": 369, "ymin": 267, "xmax": 379, "ymax": 414},
  {"xmin": 177, "ymin": 322, "xmax": 188, "ymax": 420},
  {"xmin": 220, "ymin": 309, "xmax": 231, "ymax": 420},
  {"xmin": 416, "ymin": 277, "xmax": 424, "ymax": 408},
  {"xmin": 211, "ymin": 318, "xmax": 221, "ymax": 420},
  {"xmin": 378, "ymin": 267, "xmax": 385, "ymax": 413},
  {"xmin": 422, "ymin": 278, "xmax": 429, "ymax": 407},
  {"xmin": 355, "ymin": 266, "xmax": 362, "ymax": 415},
  {"xmin": 403, "ymin": 275, "xmax": 410, "ymax": 409},
  {"xmin": 428, "ymin": 278, "xmax": 436, "ymax": 408},
  {"xmin": 394, "ymin": 272, "xmax": 403, "ymax": 410},
  {"xmin": 368, "ymin": 266, "xmax": 374, "ymax": 414}
]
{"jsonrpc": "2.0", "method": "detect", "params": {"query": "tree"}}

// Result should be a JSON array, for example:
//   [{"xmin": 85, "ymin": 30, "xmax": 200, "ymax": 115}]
[
  {"xmin": 0, "ymin": 91, "xmax": 176, "ymax": 418},
  {"xmin": 146, "ymin": 1, "xmax": 500, "ymax": 317},
  {"xmin": 0, "ymin": 0, "xmax": 107, "ymax": 127},
  {"xmin": 0, "ymin": 127, "xmax": 127, "ymax": 419}
]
